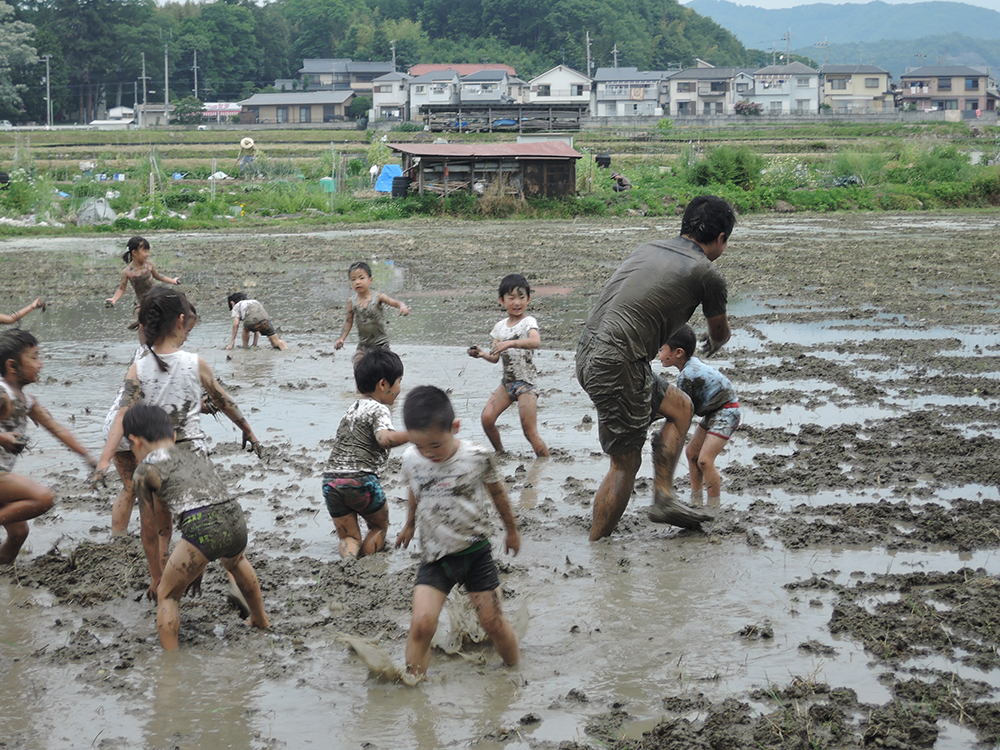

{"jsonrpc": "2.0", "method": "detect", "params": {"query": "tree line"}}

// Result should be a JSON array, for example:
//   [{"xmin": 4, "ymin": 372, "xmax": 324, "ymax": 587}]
[{"xmin": 2, "ymin": 0, "xmax": 765, "ymax": 124}]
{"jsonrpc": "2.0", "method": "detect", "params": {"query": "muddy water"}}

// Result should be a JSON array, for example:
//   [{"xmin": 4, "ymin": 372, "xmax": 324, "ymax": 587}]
[{"xmin": 2, "ymin": 214, "xmax": 1000, "ymax": 749}]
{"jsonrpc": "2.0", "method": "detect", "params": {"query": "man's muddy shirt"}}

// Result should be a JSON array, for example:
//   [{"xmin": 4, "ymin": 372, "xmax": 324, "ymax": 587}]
[
  {"xmin": 325, "ymin": 399, "xmax": 394, "ymax": 476},
  {"xmin": 352, "ymin": 294, "xmax": 389, "ymax": 349},
  {"xmin": 0, "ymin": 381, "xmax": 33, "ymax": 472},
  {"xmin": 579, "ymin": 236, "xmax": 727, "ymax": 363},
  {"xmin": 676, "ymin": 357, "xmax": 738, "ymax": 416},
  {"xmin": 400, "ymin": 440, "xmax": 501, "ymax": 562},
  {"xmin": 135, "ymin": 350, "xmax": 205, "ymax": 446},
  {"xmin": 231, "ymin": 299, "xmax": 268, "ymax": 327},
  {"xmin": 491, "ymin": 316, "xmax": 539, "ymax": 384},
  {"xmin": 139, "ymin": 445, "xmax": 229, "ymax": 522}
]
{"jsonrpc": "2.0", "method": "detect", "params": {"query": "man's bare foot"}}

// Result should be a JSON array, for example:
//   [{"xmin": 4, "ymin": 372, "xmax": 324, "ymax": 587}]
[{"xmin": 648, "ymin": 489, "xmax": 713, "ymax": 528}]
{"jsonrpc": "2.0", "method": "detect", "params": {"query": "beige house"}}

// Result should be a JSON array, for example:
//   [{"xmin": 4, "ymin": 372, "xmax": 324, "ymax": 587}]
[
  {"xmin": 821, "ymin": 65, "xmax": 891, "ymax": 113},
  {"xmin": 238, "ymin": 91, "xmax": 355, "ymax": 124},
  {"xmin": 897, "ymin": 65, "xmax": 998, "ymax": 112}
]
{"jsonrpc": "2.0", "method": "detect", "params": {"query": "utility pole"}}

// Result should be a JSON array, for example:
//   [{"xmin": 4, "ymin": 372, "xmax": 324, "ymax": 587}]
[
  {"xmin": 193, "ymin": 49, "xmax": 198, "ymax": 99},
  {"xmin": 390, "ymin": 40, "xmax": 396, "ymax": 72},
  {"xmin": 612, "ymin": 44, "xmax": 619, "ymax": 68},
  {"xmin": 586, "ymin": 30, "xmax": 592, "ymax": 76},
  {"xmin": 782, "ymin": 28, "xmax": 791, "ymax": 62},
  {"xmin": 42, "ymin": 54, "xmax": 52, "ymax": 129},
  {"xmin": 164, "ymin": 43, "xmax": 169, "ymax": 124},
  {"xmin": 814, "ymin": 37, "xmax": 829, "ymax": 66},
  {"xmin": 140, "ymin": 52, "xmax": 149, "ymax": 128}
]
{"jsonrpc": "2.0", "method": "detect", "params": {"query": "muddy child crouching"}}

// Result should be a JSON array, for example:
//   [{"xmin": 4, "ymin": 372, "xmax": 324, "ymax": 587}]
[
  {"xmin": 322, "ymin": 349, "xmax": 409, "ymax": 559},
  {"xmin": 226, "ymin": 292, "xmax": 287, "ymax": 350},
  {"xmin": 125, "ymin": 404, "xmax": 268, "ymax": 650}
]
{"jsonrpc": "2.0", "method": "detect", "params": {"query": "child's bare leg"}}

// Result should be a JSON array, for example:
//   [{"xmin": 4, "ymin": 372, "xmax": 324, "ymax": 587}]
[
  {"xmin": 469, "ymin": 588, "xmax": 520, "ymax": 666},
  {"xmin": 516, "ymin": 392, "xmax": 549, "ymax": 457},
  {"xmin": 110, "ymin": 450, "xmax": 138, "ymax": 535},
  {"xmin": 0, "ymin": 521, "xmax": 30, "ymax": 565},
  {"xmin": 0, "ymin": 474, "xmax": 54, "ymax": 563},
  {"xmin": 405, "ymin": 584, "xmax": 448, "ymax": 676},
  {"xmin": 359, "ymin": 505, "xmax": 389, "ymax": 557},
  {"xmin": 697, "ymin": 433, "xmax": 729, "ymax": 504},
  {"xmin": 241, "ymin": 327, "xmax": 250, "ymax": 348},
  {"xmin": 686, "ymin": 427, "xmax": 707, "ymax": 501},
  {"xmin": 481, "ymin": 385, "xmax": 513, "ymax": 454},
  {"xmin": 267, "ymin": 334, "xmax": 288, "ymax": 350},
  {"xmin": 251, "ymin": 332, "xmax": 260, "ymax": 347},
  {"xmin": 333, "ymin": 513, "xmax": 363, "ymax": 558},
  {"xmin": 156, "ymin": 540, "xmax": 210, "ymax": 650},
  {"xmin": 221, "ymin": 552, "xmax": 269, "ymax": 630}
]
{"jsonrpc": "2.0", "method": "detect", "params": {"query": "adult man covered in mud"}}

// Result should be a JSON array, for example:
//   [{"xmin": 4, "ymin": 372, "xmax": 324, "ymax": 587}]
[{"xmin": 575, "ymin": 195, "xmax": 735, "ymax": 540}]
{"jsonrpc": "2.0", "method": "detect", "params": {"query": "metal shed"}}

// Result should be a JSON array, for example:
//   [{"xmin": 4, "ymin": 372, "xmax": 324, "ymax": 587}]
[{"xmin": 388, "ymin": 141, "xmax": 583, "ymax": 199}]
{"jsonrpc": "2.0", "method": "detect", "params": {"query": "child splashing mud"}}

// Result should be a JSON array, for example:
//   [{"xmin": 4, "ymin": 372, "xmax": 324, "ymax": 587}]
[
  {"xmin": 334, "ymin": 261, "xmax": 409, "ymax": 362},
  {"xmin": 0, "ymin": 297, "xmax": 45, "ymax": 326},
  {"xmin": 126, "ymin": 404, "xmax": 268, "ymax": 650},
  {"xmin": 104, "ymin": 236, "xmax": 180, "ymax": 310},
  {"xmin": 0, "ymin": 330, "xmax": 94, "ymax": 564}
]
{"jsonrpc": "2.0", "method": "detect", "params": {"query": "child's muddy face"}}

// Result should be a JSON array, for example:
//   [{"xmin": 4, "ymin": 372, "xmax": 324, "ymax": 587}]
[
  {"xmin": 133, "ymin": 246, "xmax": 150, "ymax": 264},
  {"xmin": 349, "ymin": 269, "xmax": 373, "ymax": 294},
  {"xmin": 16, "ymin": 346, "xmax": 42, "ymax": 385},
  {"xmin": 500, "ymin": 288, "xmax": 530, "ymax": 318},
  {"xmin": 409, "ymin": 425, "xmax": 460, "ymax": 463}
]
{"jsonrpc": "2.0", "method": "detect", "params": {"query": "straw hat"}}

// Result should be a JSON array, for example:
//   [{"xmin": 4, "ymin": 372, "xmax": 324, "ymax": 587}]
[{"xmin": 240, "ymin": 137, "xmax": 254, "ymax": 149}]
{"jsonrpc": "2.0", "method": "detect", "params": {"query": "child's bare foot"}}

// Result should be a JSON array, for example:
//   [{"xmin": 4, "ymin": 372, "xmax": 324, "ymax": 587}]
[{"xmin": 227, "ymin": 577, "xmax": 251, "ymax": 619}]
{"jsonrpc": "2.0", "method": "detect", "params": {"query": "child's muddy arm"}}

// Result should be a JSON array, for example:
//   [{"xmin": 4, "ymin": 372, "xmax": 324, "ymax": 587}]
[
  {"xmin": 0, "ymin": 299, "xmax": 41, "ymax": 324},
  {"xmin": 476, "ymin": 340, "xmax": 502, "ymax": 364},
  {"xmin": 492, "ymin": 329, "xmax": 540, "ymax": 355},
  {"xmin": 379, "ymin": 293, "xmax": 409, "ymax": 316},
  {"xmin": 226, "ymin": 318, "xmax": 240, "ymax": 350},
  {"xmin": 335, "ymin": 299, "xmax": 354, "ymax": 348},
  {"xmin": 198, "ymin": 357, "xmax": 260, "ymax": 454},
  {"xmin": 135, "ymin": 465, "xmax": 165, "ymax": 598},
  {"xmin": 105, "ymin": 270, "xmax": 129, "ymax": 305},
  {"xmin": 395, "ymin": 489, "xmax": 418, "ymax": 548},
  {"xmin": 486, "ymin": 480, "xmax": 520, "ymax": 555},
  {"xmin": 95, "ymin": 371, "xmax": 140, "ymax": 479},
  {"xmin": 29, "ymin": 401, "xmax": 94, "ymax": 466},
  {"xmin": 376, "ymin": 429, "xmax": 409, "ymax": 449},
  {"xmin": 150, "ymin": 262, "xmax": 180, "ymax": 286}
]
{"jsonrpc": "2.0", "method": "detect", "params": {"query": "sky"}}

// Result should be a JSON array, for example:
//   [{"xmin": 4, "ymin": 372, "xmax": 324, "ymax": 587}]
[{"xmin": 682, "ymin": 0, "xmax": 1000, "ymax": 10}]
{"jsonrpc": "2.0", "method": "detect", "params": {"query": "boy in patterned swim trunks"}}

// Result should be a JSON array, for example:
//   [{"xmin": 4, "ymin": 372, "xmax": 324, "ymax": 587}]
[
  {"xmin": 658, "ymin": 325, "xmax": 741, "ymax": 507},
  {"xmin": 126, "ymin": 403, "xmax": 268, "ymax": 650},
  {"xmin": 226, "ymin": 292, "xmax": 288, "ymax": 350},
  {"xmin": 322, "ymin": 349, "xmax": 409, "ymax": 559},
  {"xmin": 334, "ymin": 261, "xmax": 410, "ymax": 363},
  {"xmin": 467, "ymin": 273, "xmax": 549, "ymax": 457},
  {"xmin": 394, "ymin": 385, "xmax": 521, "ymax": 679}
]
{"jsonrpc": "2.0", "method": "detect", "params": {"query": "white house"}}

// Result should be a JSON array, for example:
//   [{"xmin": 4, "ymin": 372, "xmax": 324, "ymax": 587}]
[
  {"xmin": 743, "ymin": 62, "xmax": 820, "ymax": 115},
  {"xmin": 527, "ymin": 65, "xmax": 592, "ymax": 105},
  {"xmin": 372, "ymin": 71, "xmax": 411, "ymax": 120},
  {"xmin": 592, "ymin": 67, "xmax": 671, "ymax": 117},
  {"xmin": 408, "ymin": 69, "xmax": 460, "ymax": 120},
  {"xmin": 668, "ymin": 66, "xmax": 755, "ymax": 115},
  {"xmin": 459, "ymin": 69, "xmax": 513, "ymax": 104}
]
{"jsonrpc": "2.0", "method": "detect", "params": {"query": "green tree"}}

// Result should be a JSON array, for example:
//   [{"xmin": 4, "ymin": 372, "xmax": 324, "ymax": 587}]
[
  {"xmin": 349, "ymin": 94, "xmax": 371, "ymax": 119},
  {"xmin": 0, "ymin": 1, "xmax": 37, "ymax": 117},
  {"xmin": 173, "ymin": 95, "xmax": 204, "ymax": 123}
]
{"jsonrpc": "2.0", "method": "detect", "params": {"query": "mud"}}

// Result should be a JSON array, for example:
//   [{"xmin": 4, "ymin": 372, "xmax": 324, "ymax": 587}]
[{"xmin": 1, "ymin": 211, "xmax": 1000, "ymax": 749}]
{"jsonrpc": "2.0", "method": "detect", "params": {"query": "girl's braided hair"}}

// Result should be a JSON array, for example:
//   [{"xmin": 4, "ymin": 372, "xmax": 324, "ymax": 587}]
[{"xmin": 137, "ymin": 286, "xmax": 197, "ymax": 372}]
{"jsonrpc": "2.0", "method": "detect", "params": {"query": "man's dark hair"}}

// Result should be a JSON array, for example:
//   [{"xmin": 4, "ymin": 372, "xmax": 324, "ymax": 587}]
[
  {"xmin": 227, "ymin": 292, "xmax": 248, "ymax": 307},
  {"xmin": 354, "ymin": 348, "xmax": 404, "ymax": 394},
  {"xmin": 498, "ymin": 273, "xmax": 530, "ymax": 299},
  {"xmin": 666, "ymin": 324, "xmax": 697, "ymax": 359},
  {"xmin": 403, "ymin": 385, "xmax": 455, "ymax": 432},
  {"xmin": 680, "ymin": 195, "xmax": 737, "ymax": 245},
  {"xmin": 348, "ymin": 261, "xmax": 372, "ymax": 278},
  {"xmin": 122, "ymin": 404, "xmax": 175, "ymax": 443},
  {"xmin": 0, "ymin": 329, "xmax": 38, "ymax": 378}
]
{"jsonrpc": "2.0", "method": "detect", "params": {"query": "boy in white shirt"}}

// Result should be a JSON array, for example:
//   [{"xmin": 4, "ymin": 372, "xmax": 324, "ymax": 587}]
[
  {"xmin": 467, "ymin": 274, "xmax": 549, "ymax": 457},
  {"xmin": 395, "ymin": 385, "xmax": 521, "ymax": 679}
]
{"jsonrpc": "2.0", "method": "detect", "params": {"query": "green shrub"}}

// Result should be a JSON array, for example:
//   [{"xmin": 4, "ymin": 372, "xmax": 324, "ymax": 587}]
[
  {"xmin": 829, "ymin": 150, "xmax": 888, "ymax": 186},
  {"xmin": 574, "ymin": 196, "xmax": 607, "ymax": 216},
  {"xmin": 391, "ymin": 122, "xmax": 424, "ymax": 132},
  {"xmin": 687, "ymin": 146, "xmax": 764, "ymax": 190}
]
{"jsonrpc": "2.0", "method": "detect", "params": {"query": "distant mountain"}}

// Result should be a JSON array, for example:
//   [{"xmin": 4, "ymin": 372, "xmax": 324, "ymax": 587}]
[{"xmin": 683, "ymin": 0, "xmax": 1000, "ymax": 47}]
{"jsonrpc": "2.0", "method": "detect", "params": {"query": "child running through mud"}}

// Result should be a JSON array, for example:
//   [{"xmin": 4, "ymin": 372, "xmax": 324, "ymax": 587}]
[
  {"xmin": 657, "ymin": 324, "xmax": 741, "ymax": 507},
  {"xmin": 0, "ymin": 297, "xmax": 45, "ymax": 326},
  {"xmin": 467, "ymin": 273, "xmax": 549, "ymax": 457},
  {"xmin": 226, "ymin": 292, "xmax": 287, "ymax": 350},
  {"xmin": 0, "ymin": 330, "xmax": 95, "ymax": 564},
  {"xmin": 322, "ymin": 349, "xmax": 409, "ymax": 559},
  {"xmin": 125, "ymin": 403, "xmax": 269, "ymax": 650},
  {"xmin": 334, "ymin": 261, "xmax": 409, "ymax": 362},
  {"xmin": 395, "ymin": 385, "xmax": 521, "ymax": 679},
  {"xmin": 104, "ymin": 236, "xmax": 180, "ymax": 310}
]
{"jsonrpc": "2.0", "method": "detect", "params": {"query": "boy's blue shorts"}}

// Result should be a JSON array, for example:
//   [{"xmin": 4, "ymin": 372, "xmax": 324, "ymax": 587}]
[
  {"xmin": 322, "ymin": 473, "xmax": 387, "ymax": 518},
  {"xmin": 415, "ymin": 540, "xmax": 500, "ymax": 594},
  {"xmin": 503, "ymin": 380, "xmax": 537, "ymax": 401},
  {"xmin": 700, "ymin": 403, "xmax": 741, "ymax": 440}
]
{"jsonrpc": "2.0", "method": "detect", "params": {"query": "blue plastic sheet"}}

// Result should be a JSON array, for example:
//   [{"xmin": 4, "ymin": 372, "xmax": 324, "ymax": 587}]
[{"xmin": 374, "ymin": 164, "xmax": 402, "ymax": 193}]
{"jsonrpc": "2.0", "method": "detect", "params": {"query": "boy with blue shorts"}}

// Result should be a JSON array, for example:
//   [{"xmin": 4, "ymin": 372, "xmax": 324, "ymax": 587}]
[
  {"xmin": 467, "ymin": 274, "xmax": 548, "ymax": 457},
  {"xmin": 395, "ymin": 385, "xmax": 521, "ymax": 679},
  {"xmin": 322, "ymin": 349, "xmax": 409, "ymax": 559},
  {"xmin": 658, "ymin": 324, "xmax": 741, "ymax": 507}
]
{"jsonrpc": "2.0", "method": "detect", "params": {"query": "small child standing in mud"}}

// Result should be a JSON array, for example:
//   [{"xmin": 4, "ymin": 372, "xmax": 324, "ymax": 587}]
[
  {"xmin": 468, "ymin": 273, "xmax": 548, "ymax": 457},
  {"xmin": 657, "ymin": 324, "xmax": 741, "ymax": 507},
  {"xmin": 226, "ymin": 292, "xmax": 288, "ymax": 350},
  {"xmin": 126, "ymin": 403, "xmax": 269, "ymax": 650},
  {"xmin": 322, "ymin": 349, "xmax": 409, "ymax": 559},
  {"xmin": 0, "ymin": 297, "xmax": 45, "ymax": 326},
  {"xmin": 334, "ymin": 261, "xmax": 409, "ymax": 362},
  {"xmin": 104, "ymin": 236, "xmax": 180, "ymax": 309},
  {"xmin": 0, "ymin": 330, "xmax": 95, "ymax": 564},
  {"xmin": 395, "ymin": 385, "xmax": 521, "ymax": 679}
]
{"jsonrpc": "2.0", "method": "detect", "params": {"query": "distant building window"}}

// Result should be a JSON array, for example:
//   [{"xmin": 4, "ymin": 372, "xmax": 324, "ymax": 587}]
[
  {"xmin": 299, "ymin": 106, "xmax": 311, "ymax": 123},
  {"xmin": 932, "ymin": 99, "xmax": 958, "ymax": 110},
  {"xmin": 415, "ymin": 85, "xmax": 425, "ymax": 94},
  {"xmin": 711, "ymin": 81, "xmax": 726, "ymax": 92},
  {"xmin": 830, "ymin": 78, "xmax": 847, "ymax": 90},
  {"xmin": 736, "ymin": 82, "xmax": 748, "ymax": 92},
  {"xmin": 865, "ymin": 77, "xmax": 879, "ymax": 88},
  {"xmin": 676, "ymin": 82, "xmax": 692, "ymax": 92},
  {"xmin": 573, "ymin": 84, "xmax": 585, "ymax": 96},
  {"xmin": 276, "ymin": 106, "xmax": 288, "ymax": 123},
  {"xmin": 605, "ymin": 101, "xmax": 617, "ymax": 115},
  {"xmin": 796, "ymin": 77, "xmax": 810, "ymax": 87},
  {"xmin": 966, "ymin": 77, "xmax": 980, "ymax": 90},
  {"xmin": 537, "ymin": 84, "xmax": 551, "ymax": 97},
  {"xmin": 769, "ymin": 101, "xmax": 782, "ymax": 113},
  {"xmin": 938, "ymin": 78, "xmax": 952, "ymax": 91},
  {"xmin": 796, "ymin": 99, "xmax": 810, "ymax": 113},
  {"xmin": 375, "ymin": 85, "xmax": 391, "ymax": 93}
]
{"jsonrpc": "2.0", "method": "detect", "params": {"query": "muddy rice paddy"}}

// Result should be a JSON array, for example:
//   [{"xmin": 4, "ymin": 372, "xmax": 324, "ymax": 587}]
[{"xmin": 1, "ymin": 211, "xmax": 1000, "ymax": 749}]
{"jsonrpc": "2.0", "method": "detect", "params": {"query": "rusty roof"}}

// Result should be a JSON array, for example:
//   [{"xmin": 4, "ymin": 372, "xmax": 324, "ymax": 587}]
[{"xmin": 388, "ymin": 142, "xmax": 583, "ymax": 160}]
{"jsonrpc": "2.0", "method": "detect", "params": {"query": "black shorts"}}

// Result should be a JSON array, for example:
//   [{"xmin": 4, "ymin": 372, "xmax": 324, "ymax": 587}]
[
  {"xmin": 245, "ymin": 319, "xmax": 277, "ymax": 337},
  {"xmin": 414, "ymin": 540, "xmax": 500, "ymax": 594},
  {"xmin": 178, "ymin": 501, "xmax": 248, "ymax": 561}
]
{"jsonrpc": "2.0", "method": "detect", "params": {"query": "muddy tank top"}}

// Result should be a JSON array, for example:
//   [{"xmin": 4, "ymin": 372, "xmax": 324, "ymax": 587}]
[
  {"xmin": 0, "ymin": 380, "xmax": 33, "ymax": 472},
  {"xmin": 129, "ymin": 264, "xmax": 155, "ymax": 300},
  {"xmin": 353, "ymin": 293, "xmax": 389, "ymax": 349},
  {"xmin": 135, "ymin": 350, "xmax": 206, "ymax": 448}
]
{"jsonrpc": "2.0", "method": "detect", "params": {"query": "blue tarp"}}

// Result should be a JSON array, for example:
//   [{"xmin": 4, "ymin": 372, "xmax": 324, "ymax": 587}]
[{"xmin": 374, "ymin": 164, "xmax": 402, "ymax": 193}]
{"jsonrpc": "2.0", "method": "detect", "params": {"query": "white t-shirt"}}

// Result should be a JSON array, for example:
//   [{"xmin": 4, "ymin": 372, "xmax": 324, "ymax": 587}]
[
  {"xmin": 490, "ymin": 315, "xmax": 539, "ymax": 384},
  {"xmin": 400, "ymin": 440, "xmax": 502, "ymax": 562},
  {"xmin": 324, "ymin": 398, "xmax": 395, "ymax": 476},
  {"xmin": 231, "ymin": 299, "xmax": 268, "ymax": 325}
]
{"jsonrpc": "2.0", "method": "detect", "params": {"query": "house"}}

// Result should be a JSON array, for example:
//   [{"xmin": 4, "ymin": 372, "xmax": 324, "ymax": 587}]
[
  {"xmin": 743, "ymin": 62, "xmax": 820, "ymax": 115},
  {"xmin": 273, "ymin": 78, "xmax": 299, "ymax": 92},
  {"xmin": 527, "ymin": 65, "xmax": 592, "ymax": 106},
  {"xmin": 136, "ymin": 102, "xmax": 173, "ymax": 127},
  {"xmin": 408, "ymin": 69, "xmax": 461, "ymax": 120},
  {"xmin": 372, "ymin": 71, "xmax": 411, "ymax": 120},
  {"xmin": 820, "ymin": 65, "xmax": 892, "ymax": 113},
  {"xmin": 408, "ymin": 63, "xmax": 515, "ymax": 77},
  {"xmin": 388, "ymin": 141, "xmax": 583, "ymax": 198},
  {"xmin": 459, "ymin": 69, "xmax": 513, "ymax": 104},
  {"xmin": 896, "ymin": 65, "xmax": 998, "ymax": 112},
  {"xmin": 507, "ymin": 76, "xmax": 529, "ymax": 104},
  {"xmin": 238, "ymin": 90, "xmax": 354, "ymax": 124},
  {"xmin": 298, "ymin": 59, "xmax": 394, "ymax": 94},
  {"xmin": 592, "ymin": 67, "xmax": 672, "ymax": 117},
  {"xmin": 669, "ymin": 66, "xmax": 755, "ymax": 116}
]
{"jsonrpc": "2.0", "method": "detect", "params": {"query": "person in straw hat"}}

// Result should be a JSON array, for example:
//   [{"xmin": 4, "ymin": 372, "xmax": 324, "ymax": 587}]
[{"xmin": 237, "ymin": 137, "xmax": 256, "ymax": 176}]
